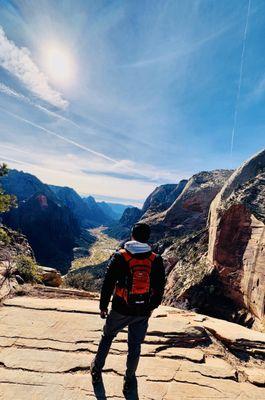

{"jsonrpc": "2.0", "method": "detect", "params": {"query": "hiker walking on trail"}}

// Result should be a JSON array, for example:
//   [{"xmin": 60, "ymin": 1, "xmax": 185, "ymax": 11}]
[{"xmin": 91, "ymin": 222, "xmax": 165, "ymax": 394}]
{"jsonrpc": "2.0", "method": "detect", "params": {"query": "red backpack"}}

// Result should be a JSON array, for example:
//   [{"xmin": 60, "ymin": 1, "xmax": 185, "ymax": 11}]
[{"xmin": 114, "ymin": 249, "xmax": 156, "ymax": 307}]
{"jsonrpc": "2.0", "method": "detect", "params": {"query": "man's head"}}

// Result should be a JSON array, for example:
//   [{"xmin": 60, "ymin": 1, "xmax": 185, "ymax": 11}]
[{"xmin": 131, "ymin": 223, "xmax": 151, "ymax": 243}]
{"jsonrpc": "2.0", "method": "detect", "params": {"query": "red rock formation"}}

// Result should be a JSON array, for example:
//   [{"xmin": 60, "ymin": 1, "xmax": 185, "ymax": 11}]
[{"xmin": 208, "ymin": 149, "xmax": 265, "ymax": 330}]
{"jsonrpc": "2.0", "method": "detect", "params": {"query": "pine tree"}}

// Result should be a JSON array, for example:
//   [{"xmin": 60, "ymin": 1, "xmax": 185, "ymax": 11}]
[{"xmin": 0, "ymin": 164, "xmax": 16, "ymax": 213}]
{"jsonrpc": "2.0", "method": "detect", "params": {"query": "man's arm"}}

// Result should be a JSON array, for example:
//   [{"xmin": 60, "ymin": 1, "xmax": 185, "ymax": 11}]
[
  {"xmin": 99, "ymin": 252, "xmax": 120, "ymax": 313},
  {"xmin": 149, "ymin": 255, "xmax": 166, "ymax": 310}
]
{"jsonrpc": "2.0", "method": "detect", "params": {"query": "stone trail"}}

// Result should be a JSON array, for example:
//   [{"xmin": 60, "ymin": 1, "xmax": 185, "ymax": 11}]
[{"xmin": 0, "ymin": 294, "xmax": 265, "ymax": 399}]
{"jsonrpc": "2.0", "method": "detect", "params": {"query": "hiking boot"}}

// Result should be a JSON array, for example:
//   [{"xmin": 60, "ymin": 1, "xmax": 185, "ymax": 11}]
[
  {"xmin": 90, "ymin": 360, "xmax": 102, "ymax": 384},
  {"xmin": 123, "ymin": 375, "xmax": 137, "ymax": 394}
]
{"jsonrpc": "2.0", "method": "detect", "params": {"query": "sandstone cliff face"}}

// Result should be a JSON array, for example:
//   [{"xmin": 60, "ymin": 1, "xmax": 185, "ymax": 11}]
[
  {"xmin": 142, "ymin": 180, "xmax": 187, "ymax": 217},
  {"xmin": 207, "ymin": 149, "xmax": 265, "ymax": 330},
  {"xmin": 142, "ymin": 170, "xmax": 233, "ymax": 242}
]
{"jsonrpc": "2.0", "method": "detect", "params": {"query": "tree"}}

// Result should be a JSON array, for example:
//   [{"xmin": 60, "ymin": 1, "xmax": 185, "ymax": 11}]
[{"xmin": 0, "ymin": 163, "xmax": 16, "ymax": 213}]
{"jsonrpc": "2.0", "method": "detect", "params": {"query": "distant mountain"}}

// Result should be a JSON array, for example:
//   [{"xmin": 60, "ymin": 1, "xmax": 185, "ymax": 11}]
[
  {"xmin": 97, "ymin": 201, "xmax": 133, "ymax": 220},
  {"xmin": 119, "ymin": 207, "xmax": 143, "ymax": 228},
  {"xmin": 83, "ymin": 196, "xmax": 113, "ymax": 225},
  {"xmin": 2, "ymin": 191, "xmax": 80, "ymax": 274},
  {"xmin": 97, "ymin": 202, "xmax": 119, "ymax": 220},
  {"xmin": 106, "ymin": 206, "xmax": 143, "ymax": 240},
  {"xmin": 50, "ymin": 185, "xmax": 92, "ymax": 228},
  {"xmin": 1, "ymin": 169, "xmax": 57, "ymax": 203},
  {"xmin": 0, "ymin": 170, "xmax": 91, "ymax": 272}
]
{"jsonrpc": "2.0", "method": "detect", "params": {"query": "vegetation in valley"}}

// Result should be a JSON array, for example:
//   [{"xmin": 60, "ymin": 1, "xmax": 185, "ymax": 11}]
[
  {"xmin": 71, "ymin": 227, "xmax": 119, "ymax": 270},
  {"xmin": 65, "ymin": 227, "xmax": 120, "ymax": 292}
]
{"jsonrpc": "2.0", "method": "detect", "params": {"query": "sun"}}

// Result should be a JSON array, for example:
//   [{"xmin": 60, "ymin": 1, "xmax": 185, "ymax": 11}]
[{"xmin": 42, "ymin": 43, "xmax": 75, "ymax": 86}]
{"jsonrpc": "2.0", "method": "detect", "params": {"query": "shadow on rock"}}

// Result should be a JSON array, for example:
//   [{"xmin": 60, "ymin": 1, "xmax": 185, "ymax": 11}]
[{"xmin": 92, "ymin": 378, "xmax": 139, "ymax": 400}]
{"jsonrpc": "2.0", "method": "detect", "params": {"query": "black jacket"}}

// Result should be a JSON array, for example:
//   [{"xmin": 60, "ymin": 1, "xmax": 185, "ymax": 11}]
[{"xmin": 100, "ymin": 249, "xmax": 165, "ymax": 316}]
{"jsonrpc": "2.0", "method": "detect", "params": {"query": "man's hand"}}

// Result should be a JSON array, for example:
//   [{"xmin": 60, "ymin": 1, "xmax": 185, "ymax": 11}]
[{"xmin": 100, "ymin": 309, "xmax": 108, "ymax": 319}]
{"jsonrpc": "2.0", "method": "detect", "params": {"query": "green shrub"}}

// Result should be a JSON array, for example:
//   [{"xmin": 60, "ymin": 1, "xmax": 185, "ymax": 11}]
[
  {"xmin": 15, "ymin": 255, "xmax": 41, "ymax": 283},
  {"xmin": 0, "ymin": 228, "xmax": 10, "ymax": 245},
  {"xmin": 64, "ymin": 271, "xmax": 102, "ymax": 292}
]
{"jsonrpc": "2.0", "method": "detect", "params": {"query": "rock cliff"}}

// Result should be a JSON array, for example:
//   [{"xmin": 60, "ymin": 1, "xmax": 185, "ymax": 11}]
[
  {"xmin": 142, "ymin": 180, "xmax": 187, "ymax": 217},
  {"xmin": 142, "ymin": 169, "xmax": 233, "ymax": 242},
  {"xmin": 207, "ymin": 149, "xmax": 265, "ymax": 331}
]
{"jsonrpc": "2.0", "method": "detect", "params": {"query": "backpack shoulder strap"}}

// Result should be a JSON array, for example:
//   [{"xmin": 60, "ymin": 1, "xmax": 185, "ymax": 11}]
[
  {"xmin": 149, "ymin": 252, "xmax": 157, "ymax": 262},
  {"xmin": 119, "ymin": 248, "xmax": 133, "ymax": 263}
]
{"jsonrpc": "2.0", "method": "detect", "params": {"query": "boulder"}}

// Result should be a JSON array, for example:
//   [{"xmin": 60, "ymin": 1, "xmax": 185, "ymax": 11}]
[
  {"xmin": 207, "ymin": 149, "xmax": 265, "ymax": 330},
  {"xmin": 38, "ymin": 266, "xmax": 62, "ymax": 287}
]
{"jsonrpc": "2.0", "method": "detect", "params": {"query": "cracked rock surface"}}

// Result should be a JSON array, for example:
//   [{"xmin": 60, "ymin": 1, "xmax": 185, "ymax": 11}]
[{"xmin": 0, "ymin": 295, "xmax": 265, "ymax": 399}]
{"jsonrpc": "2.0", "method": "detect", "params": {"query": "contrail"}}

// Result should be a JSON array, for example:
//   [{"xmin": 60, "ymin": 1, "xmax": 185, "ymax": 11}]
[
  {"xmin": 230, "ymin": 0, "xmax": 251, "ymax": 154},
  {"xmin": 0, "ymin": 107, "xmax": 118, "ymax": 164},
  {"xmin": 0, "ymin": 107, "xmax": 162, "ymax": 182}
]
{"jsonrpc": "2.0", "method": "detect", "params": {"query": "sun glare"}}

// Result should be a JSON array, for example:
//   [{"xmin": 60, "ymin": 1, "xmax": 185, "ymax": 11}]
[{"xmin": 43, "ymin": 44, "xmax": 75, "ymax": 86}]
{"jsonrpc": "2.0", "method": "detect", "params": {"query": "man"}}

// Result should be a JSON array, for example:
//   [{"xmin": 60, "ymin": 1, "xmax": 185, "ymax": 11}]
[{"xmin": 91, "ymin": 222, "xmax": 165, "ymax": 394}]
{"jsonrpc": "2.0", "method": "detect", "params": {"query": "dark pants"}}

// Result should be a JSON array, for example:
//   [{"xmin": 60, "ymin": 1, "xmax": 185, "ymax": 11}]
[{"xmin": 93, "ymin": 309, "xmax": 149, "ymax": 378}]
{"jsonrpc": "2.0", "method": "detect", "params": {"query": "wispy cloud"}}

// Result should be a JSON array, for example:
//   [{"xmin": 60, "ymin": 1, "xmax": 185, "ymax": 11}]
[
  {"xmin": 0, "ymin": 106, "xmax": 188, "ymax": 183},
  {"xmin": 119, "ymin": 20, "xmax": 233, "ymax": 69},
  {"xmin": 0, "ymin": 82, "xmax": 81, "ymax": 128},
  {"xmin": 0, "ymin": 106, "xmax": 117, "ymax": 163},
  {"xmin": 0, "ymin": 26, "xmax": 68, "ymax": 109},
  {"xmin": 0, "ymin": 82, "xmax": 29, "ymax": 101}
]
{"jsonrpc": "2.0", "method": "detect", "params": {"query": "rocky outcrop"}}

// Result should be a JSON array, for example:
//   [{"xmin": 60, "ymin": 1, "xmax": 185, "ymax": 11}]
[
  {"xmin": 37, "ymin": 266, "xmax": 62, "ymax": 287},
  {"xmin": 0, "ymin": 225, "xmax": 34, "ymax": 260},
  {"xmin": 142, "ymin": 169, "xmax": 233, "ymax": 242},
  {"xmin": 0, "ymin": 226, "xmax": 34, "ymax": 299},
  {"xmin": 0, "ymin": 295, "xmax": 265, "ymax": 399},
  {"xmin": 207, "ymin": 149, "xmax": 265, "ymax": 331},
  {"xmin": 142, "ymin": 180, "xmax": 187, "ymax": 217}
]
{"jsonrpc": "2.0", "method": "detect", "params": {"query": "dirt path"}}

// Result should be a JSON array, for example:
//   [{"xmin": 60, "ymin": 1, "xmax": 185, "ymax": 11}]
[{"xmin": 71, "ymin": 227, "xmax": 119, "ymax": 270}]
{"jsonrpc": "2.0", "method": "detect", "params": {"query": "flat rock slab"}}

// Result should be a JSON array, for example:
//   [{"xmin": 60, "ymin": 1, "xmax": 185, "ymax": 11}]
[
  {"xmin": 202, "ymin": 316, "xmax": 265, "ymax": 353},
  {"xmin": 0, "ymin": 296, "xmax": 265, "ymax": 399},
  {"xmin": 156, "ymin": 347, "xmax": 205, "ymax": 362},
  {"xmin": 3, "ymin": 296, "xmax": 100, "ymax": 314}
]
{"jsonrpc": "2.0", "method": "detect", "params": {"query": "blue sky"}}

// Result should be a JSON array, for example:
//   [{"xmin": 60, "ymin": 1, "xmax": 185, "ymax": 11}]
[{"xmin": 0, "ymin": 0, "xmax": 264, "ymax": 206}]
